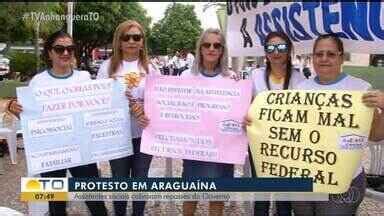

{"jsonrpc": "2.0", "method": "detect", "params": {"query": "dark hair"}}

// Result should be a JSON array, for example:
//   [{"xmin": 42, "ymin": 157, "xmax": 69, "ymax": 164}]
[
  {"xmin": 42, "ymin": 30, "xmax": 74, "ymax": 67},
  {"xmin": 264, "ymin": 31, "xmax": 293, "ymax": 90},
  {"xmin": 313, "ymin": 33, "xmax": 344, "ymax": 55}
]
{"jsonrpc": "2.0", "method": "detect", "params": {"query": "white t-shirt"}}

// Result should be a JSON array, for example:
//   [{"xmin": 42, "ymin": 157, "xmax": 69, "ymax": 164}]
[
  {"xmin": 297, "ymin": 73, "xmax": 371, "ymax": 179},
  {"xmin": 29, "ymin": 69, "xmax": 91, "ymax": 88},
  {"xmin": 251, "ymin": 68, "xmax": 306, "ymax": 96},
  {"xmin": 169, "ymin": 56, "xmax": 179, "ymax": 68},
  {"xmin": 97, "ymin": 59, "xmax": 159, "ymax": 138},
  {"xmin": 186, "ymin": 53, "xmax": 195, "ymax": 69},
  {"xmin": 292, "ymin": 58, "xmax": 302, "ymax": 71},
  {"xmin": 181, "ymin": 68, "xmax": 234, "ymax": 80},
  {"xmin": 297, "ymin": 73, "xmax": 371, "ymax": 90}
]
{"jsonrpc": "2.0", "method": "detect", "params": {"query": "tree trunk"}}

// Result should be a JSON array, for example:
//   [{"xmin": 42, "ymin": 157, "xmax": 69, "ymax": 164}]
[{"xmin": 34, "ymin": 21, "xmax": 40, "ymax": 74}]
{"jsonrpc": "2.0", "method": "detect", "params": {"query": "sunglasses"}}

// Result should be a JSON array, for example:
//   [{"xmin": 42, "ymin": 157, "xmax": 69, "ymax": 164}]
[
  {"xmin": 201, "ymin": 42, "xmax": 223, "ymax": 50},
  {"xmin": 264, "ymin": 43, "xmax": 289, "ymax": 53},
  {"xmin": 51, "ymin": 45, "xmax": 76, "ymax": 55},
  {"xmin": 314, "ymin": 51, "xmax": 342, "ymax": 58},
  {"xmin": 121, "ymin": 34, "xmax": 143, "ymax": 42}
]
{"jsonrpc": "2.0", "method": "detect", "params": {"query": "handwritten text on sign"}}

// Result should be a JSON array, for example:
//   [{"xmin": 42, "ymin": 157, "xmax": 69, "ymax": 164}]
[
  {"xmin": 141, "ymin": 76, "xmax": 252, "ymax": 164},
  {"xmin": 247, "ymin": 90, "xmax": 373, "ymax": 193},
  {"xmin": 17, "ymin": 79, "xmax": 133, "ymax": 175}
]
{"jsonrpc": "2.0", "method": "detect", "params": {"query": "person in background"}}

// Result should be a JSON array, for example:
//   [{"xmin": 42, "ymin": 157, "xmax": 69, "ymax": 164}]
[
  {"xmin": 302, "ymin": 55, "xmax": 312, "ymax": 79},
  {"xmin": 292, "ymin": 33, "xmax": 384, "ymax": 216},
  {"xmin": 186, "ymin": 49, "xmax": 195, "ymax": 70},
  {"xmin": 162, "ymin": 54, "xmax": 172, "ymax": 75},
  {"xmin": 246, "ymin": 31, "xmax": 306, "ymax": 216},
  {"xmin": 8, "ymin": 30, "xmax": 107, "ymax": 216},
  {"xmin": 170, "ymin": 51, "xmax": 180, "ymax": 76},
  {"xmin": 97, "ymin": 20, "xmax": 159, "ymax": 216},
  {"xmin": 150, "ymin": 55, "xmax": 162, "ymax": 73},
  {"xmin": 293, "ymin": 55, "xmax": 302, "ymax": 73},
  {"xmin": 177, "ymin": 49, "xmax": 189, "ymax": 76}
]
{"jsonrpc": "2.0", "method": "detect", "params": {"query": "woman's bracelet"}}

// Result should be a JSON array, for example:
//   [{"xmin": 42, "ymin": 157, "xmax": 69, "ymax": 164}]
[
  {"xmin": 3, "ymin": 100, "xmax": 10, "ymax": 113},
  {"xmin": 6, "ymin": 99, "xmax": 16, "ymax": 113}
]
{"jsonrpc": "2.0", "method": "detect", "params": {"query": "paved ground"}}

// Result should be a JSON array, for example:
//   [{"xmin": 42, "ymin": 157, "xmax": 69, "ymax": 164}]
[{"xmin": 0, "ymin": 139, "xmax": 383, "ymax": 215}]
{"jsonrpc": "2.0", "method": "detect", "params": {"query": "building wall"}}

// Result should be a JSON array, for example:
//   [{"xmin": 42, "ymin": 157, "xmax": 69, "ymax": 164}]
[{"xmin": 344, "ymin": 53, "xmax": 370, "ymax": 66}]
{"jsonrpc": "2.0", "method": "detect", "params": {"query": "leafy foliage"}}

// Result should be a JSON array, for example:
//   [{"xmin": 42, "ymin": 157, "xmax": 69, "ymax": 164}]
[
  {"xmin": 0, "ymin": 3, "xmax": 64, "ymax": 44},
  {"xmin": 0, "ymin": 3, "xmax": 33, "ymax": 44},
  {"xmin": 73, "ymin": 2, "xmax": 151, "ymax": 68},
  {"xmin": 6, "ymin": 51, "xmax": 43, "ymax": 82},
  {"xmin": 148, "ymin": 3, "xmax": 202, "ymax": 55}
]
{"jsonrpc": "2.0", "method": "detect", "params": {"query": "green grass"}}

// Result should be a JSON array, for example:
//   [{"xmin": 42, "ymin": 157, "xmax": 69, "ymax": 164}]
[
  {"xmin": 343, "ymin": 66, "xmax": 384, "ymax": 90},
  {"xmin": 0, "ymin": 80, "xmax": 27, "ymax": 98}
]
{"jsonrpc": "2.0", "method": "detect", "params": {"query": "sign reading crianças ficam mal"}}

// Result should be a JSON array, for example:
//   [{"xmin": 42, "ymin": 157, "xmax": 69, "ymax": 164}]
[{"xmin": 247, "ymin": 90, "xmax": 374, "ymax": 193}]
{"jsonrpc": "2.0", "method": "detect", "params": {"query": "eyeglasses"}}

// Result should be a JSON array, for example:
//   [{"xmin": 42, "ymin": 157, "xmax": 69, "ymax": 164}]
[
  {"xmin": 51, "ymin": 45, "xmax": 76, "ymax": 55},
  {"xmin": 314, "ymin": 51, "xmax": 342, "ymax": 58},
  {"xmin": 264, "ymin": 43, "xmax": 288, "ymax": 54},
  {"xmin": 120, "ymin": 34, "xmax": 143, "ymax": 42},
  {"xmin": 201, "ymin": 42, "xmax": 223, "ymax": 50}
]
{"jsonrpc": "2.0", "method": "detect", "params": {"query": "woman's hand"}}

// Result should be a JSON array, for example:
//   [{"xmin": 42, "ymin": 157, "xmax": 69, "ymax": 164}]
[
  {"xmin": 128, "ymin": 101, "xmax": 150, "ymax": 129},
  {"xmin": 242, "ymin": 115, "xmax": 252, "ymax": 130},
  {"xmin": 364, "ymin": 91, "xmax": 384, "ymax": 142},
  {"xmin": 125, "ymin": 90, "xmax": 137, "ymax": 104},
  {"xmin": 362, "ymin": 90, "xmax": 384, "ymax": 110},
  {"xmin": 137, "ymin": 114, "xmax": 150, "ymax": 129},
  {"xmin": 8, "ymin": 99, "xmax": 23, "ymax": 116}
]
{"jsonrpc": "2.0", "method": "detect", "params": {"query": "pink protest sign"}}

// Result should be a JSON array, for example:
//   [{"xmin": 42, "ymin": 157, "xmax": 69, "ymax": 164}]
[{"xmin": 141, "ymin": 75, "xmax": 252, "ymax": 164}]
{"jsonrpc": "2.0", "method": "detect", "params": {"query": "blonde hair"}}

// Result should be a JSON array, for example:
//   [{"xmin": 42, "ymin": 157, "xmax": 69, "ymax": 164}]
[
  {"xmin": 109, "ymin": 20, "xmax": 149, "ymax": 77},
  {"xmin": 191, "ymin": 28, "xmax": 229, "ymax": 76}
]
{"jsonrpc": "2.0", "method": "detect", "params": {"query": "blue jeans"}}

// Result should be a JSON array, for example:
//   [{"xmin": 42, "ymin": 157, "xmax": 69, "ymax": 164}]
[
  {"xmin": 109, "ymin": 138, "xmax": 153, "ymax": 216},
  {"xmin": 248, "ymin": 147, "xmax": 292, "ymax": 216}
]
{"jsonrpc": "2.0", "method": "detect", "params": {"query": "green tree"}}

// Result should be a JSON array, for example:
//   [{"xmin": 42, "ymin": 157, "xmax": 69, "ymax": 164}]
[
  {"xmin": 7, "ymin": 51, "xmax": 38, "ymax": 82},
  {"xmin": 73, "ymin": 2, "xmax": 151, "ymax": 68},
  {"xmin": 22, "ymin": 2, "xmax": 64, "ymax": 73},
  {"xmin": 0, "ymin": 3, "xmax": 64, "ymax": 78},
  {"xmin": 148, "ymin": 3, "xmax": 202, "ymax": 55},
  {"xmin": 0, "ymin": 3, "xmax": 33, "ymax": 45}
]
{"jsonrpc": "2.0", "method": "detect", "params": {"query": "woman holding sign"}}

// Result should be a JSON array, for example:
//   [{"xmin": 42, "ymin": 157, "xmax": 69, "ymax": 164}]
[
  {"xmin": 292, "ymin": 34, "xmax": 384, "ymax": 215},
  {"xmin": 97, "ymin": 20, "xmax": 159, "ymax": 216},
  {"xmin": 9, "ymin": 30, "xmax": 107, "ymax": 216},
  {"xmin": 180, "ymin": 28, "xmax": 236, "ymax": 216},
  {"xmin": 246, "ymin": 31, "xmax": 306, "ymax": 216}
]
